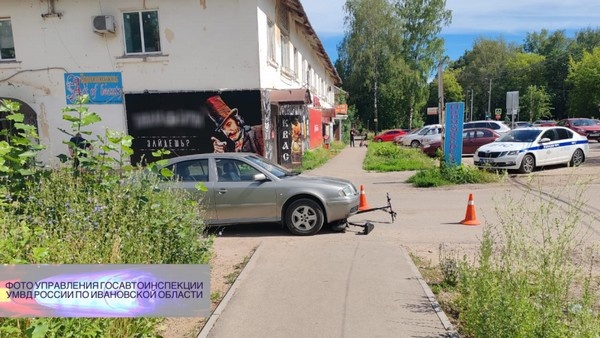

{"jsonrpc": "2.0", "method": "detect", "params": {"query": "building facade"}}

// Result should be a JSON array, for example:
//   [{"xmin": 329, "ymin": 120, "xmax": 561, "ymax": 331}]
[{"xmin": 0, "ymin": 0, "xmax": 342, "ymax": 166}]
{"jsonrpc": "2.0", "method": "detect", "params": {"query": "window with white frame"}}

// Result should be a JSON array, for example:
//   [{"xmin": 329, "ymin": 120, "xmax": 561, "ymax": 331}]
[
  {"xmin": 280, "ymin": 33, "xmax": 291, "ymax": 75},
  {"xmin": 293, "ymin": 48, "xmax": 299, "ymax": 81},
  {"xmin": 123, "ymin": 10, "xmax": 161, "ymax": 55},
  {"xmin": 302, "ymin": 59, "xmax": 307, "ymax": 85},
  {"xmin": 0, "ymin": 19, "xmax": 16, "ymax": 60},
  {"xmin": 267, "ymin": 20, "xmax": 276, "ymax": 63}
]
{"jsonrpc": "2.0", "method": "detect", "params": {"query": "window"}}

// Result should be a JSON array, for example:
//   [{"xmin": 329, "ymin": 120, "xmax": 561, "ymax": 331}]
[
  {"xmin": 123, "ymin": 10, "xmax": 161, "ymax": 54},
  {"xmin": 0, "ymin": 19, "xmax": 16, "ymax": 60},
  {"xmin": 267, "ymin": 20, "xmax": 276, "ymax": 62},
  {"xmin": 302, "ymin": 59, "xmax": 307, "ymax": 84},
  {"xmin": 172, "ymin": 159, "xmax": 209, "ymax": 182},
  {"xmin": 293, "ymin": 48, "xmax": 299, "ymax": 80},
  {"xmin": 280, "ymin": 33, "xmax": 291, "ymax": 75}
]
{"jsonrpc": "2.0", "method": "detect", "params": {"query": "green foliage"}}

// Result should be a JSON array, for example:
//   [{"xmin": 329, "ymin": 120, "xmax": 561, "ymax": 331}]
[
  {"xmin": 407, "ymin": 162, "xmax": 501, "ymax": 187},
  {"xmin": 567, "ymin": 47, "xmax": 600, "ymax": 116},
  {"xmin": 338, "ymin": 0, "xmax": 451, "ymax": 130},
  {"xmin": 0, "ymin": 99, "xmax": 46, "ymax": 203},
  {"xmin": 363, "ymin": 142, "xmax": 435, "ymax": 171},
  {"xmin": 457, "ymin": 187, "xmax": 600, "ymax": 336},
  {"xmin": 299, "ymin": 142, "xmax": 344, "ymax": 171},
  {"xmin": 522, "ymin": 85, "xmax": 553, "ymax": 121},
  {"xmin": 0, "ymin": 96, "xmax": 213, "ymax": 336}
]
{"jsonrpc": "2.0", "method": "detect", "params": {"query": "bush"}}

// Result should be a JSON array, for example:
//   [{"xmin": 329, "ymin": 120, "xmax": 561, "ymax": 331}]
[
  {"xmin": 457, "ymin": 186, "xmax": 600, "ymax": 337},
  {"xmin": 0, "ymin": 97, "xmax": 213, "ymax": 337},
  {"xmin": 408, "ymin": 163, "xmax": 501, "ymax": 187}
]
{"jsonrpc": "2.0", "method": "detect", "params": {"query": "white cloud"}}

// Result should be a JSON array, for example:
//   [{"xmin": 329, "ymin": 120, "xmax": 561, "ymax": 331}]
[{"xmin": 301, "ymin": 0, "xmax": 600, "ymax": 36}]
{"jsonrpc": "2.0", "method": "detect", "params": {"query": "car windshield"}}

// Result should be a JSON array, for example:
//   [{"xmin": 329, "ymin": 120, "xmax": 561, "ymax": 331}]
[
  {"xmin": 245, "ymin": 154, "xmax": 296, "ymax": 178},
  {"xmin": 497, "ymin": 129, "xmax": 542, "ymax": 142}
]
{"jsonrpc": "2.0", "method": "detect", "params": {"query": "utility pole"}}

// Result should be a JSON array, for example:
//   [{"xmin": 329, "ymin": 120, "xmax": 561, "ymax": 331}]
[
  {"xmin": 487, "ymin": 78, "xmax": 493, "ymax": 119},
  {"xmin": 470, "ymin": 89, "xmax": 474, "ymax": 122}
]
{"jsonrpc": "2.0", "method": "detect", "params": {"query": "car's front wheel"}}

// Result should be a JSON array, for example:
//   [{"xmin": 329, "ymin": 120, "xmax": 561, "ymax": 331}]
[
  {"xmin": 410, "ymin": 140, "xmax": 420, "ymax": 148},
  {"xmin": 285, "ymin": 199, "xmax": 324, "ymax": 236},
  {"xmin": 518, "ymin": 154, "xmax": 535, "ymax": 173},
  {"xmin": 570, "ymin": 148, "xmax": 585, "ymax": 167}
]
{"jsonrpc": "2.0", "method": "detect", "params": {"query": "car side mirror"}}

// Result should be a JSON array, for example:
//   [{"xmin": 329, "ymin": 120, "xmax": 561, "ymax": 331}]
[
  {"xmin": 539, "ymin": 138, "xmax": 551, "ymax": 144},
  {"xmin": 253, "ymin": 173, "xmax": 268, "ymax": 181}
]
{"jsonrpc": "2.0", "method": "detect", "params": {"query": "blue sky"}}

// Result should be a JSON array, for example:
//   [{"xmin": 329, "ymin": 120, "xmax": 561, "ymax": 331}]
[{"xmin": 301, "ymin": 0, "xmax": 600, "ymax": 63}]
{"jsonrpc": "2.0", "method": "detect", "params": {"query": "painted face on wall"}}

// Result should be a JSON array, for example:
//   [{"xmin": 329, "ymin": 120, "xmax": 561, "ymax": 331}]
[{"xmin": 220, "ymin": 116, "xmax": 242, "ymax": 142}]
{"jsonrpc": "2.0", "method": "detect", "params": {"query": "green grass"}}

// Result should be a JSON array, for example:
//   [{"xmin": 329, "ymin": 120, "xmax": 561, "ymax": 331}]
[
  {"xmin": 363, "ymin": 142, "xmax": 502, "ymax": 187},
  {"xmin": 363, "ymin": 142, "xmax": 436, "ymax": 171},
  {"xmin": 298, "ymin": 141, "xmax": 345, "ymax": 171}
]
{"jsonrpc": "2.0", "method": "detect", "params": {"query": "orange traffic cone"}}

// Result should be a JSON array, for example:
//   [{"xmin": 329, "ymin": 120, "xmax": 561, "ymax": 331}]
[
  {"xmin": 358, "ymin": 185, "xmax": 371, "ymax": 211},
  {"xmin": 460, "ymin": 193, "xmax": 481, "ymax": 226}
]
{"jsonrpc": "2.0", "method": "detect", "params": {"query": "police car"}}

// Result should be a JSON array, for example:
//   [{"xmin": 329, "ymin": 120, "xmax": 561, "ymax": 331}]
[{"xmin": 473, "ymin": 126, "xmax": 589, "ymax": 173}]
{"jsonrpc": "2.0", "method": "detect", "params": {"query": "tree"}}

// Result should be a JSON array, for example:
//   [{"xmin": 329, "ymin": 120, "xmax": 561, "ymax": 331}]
[
  {"xmin": 521, "ymin": 85, "xmax": 552, "ymax": 122},
  {"xmin": 395, "ymin": 0, "xmax": 451, "ymax": 127},
  {"xmin": 456, "ymin": 38, "xmax": 519, "ymax": 120},
  {"xmin": 566, "ymin": 47, "xmax": 600, "ymax": 117},
  {"xmin": 337, "ymin": 0, "xmax": 451, "ymax": 131},
  {"xmin": 337, "ymin": 0, "xmax": 404, "ymax": 132}
]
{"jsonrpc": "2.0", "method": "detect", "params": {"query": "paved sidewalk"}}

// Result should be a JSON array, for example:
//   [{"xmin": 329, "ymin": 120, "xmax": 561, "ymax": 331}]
[{"xmin": 199, "ymin": 146, "xmax": 460, "ymax": 338}]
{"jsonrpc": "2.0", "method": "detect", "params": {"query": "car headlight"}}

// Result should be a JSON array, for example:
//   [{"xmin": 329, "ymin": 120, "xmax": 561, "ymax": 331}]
[
  {"xmin": 506, "ymin": 150, "xmax": 519, "ymax": 156},
  {"xmin": 339, "ymin": 186, "xmax": 354, "ymax": 197}
]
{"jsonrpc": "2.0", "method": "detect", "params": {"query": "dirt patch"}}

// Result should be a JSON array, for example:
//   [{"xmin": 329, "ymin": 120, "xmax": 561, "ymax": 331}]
[{"xmin": 157, "ymin": 236, "xmax": 261, "ymax": 338}]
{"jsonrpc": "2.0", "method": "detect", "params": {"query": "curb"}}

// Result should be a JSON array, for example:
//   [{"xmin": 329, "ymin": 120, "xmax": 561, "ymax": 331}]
[
  {"xmin": 197, "ymin": 242, "xmax": 264, "ymax": 338},
  {"xmin": 400, "ymin": 246, "xmax": 461, "ymax": 338}
]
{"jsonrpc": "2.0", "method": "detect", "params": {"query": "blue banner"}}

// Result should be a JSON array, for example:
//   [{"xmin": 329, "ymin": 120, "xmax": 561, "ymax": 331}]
[
  {"xmin": 65, "ymin": 72, "xmax": 123, "ymax": 104},
  {"xmin": 444, "ymin": 102, "xmax": 464, "ymax": 167}
]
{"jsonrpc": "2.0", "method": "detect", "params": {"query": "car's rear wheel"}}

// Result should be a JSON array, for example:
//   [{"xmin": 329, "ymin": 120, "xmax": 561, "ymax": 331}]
[
  {"xmin": 570, "ymin": 148, "xmax": 585, "ymax": 167},
  {"xmin": 285, "ymin": 199, "xmax": 324, "ymax": 236},
  {"xmin": 410, "ymin": 140, "xmax": 420, "ymax": 148},
  {"xmin": 518, "ymin": 154, "xmax": 535, "ymax": 173}
]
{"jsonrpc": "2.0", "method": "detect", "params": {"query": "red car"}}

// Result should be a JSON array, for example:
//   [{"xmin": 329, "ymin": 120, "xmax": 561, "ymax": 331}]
[
  {"xmin": 373, "ymin": 129, "xmax": 408, "ymax": 142},
  {"xmin": 420, "ymin": 128, "xmax": 500, "ymax": 157},
  {"xmin": 556, "ymin": 118, "xmax": 600, "ymax": 142}
]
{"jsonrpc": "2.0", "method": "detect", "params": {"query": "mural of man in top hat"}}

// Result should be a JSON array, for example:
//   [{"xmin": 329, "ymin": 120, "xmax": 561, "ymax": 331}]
[{"xmin": 205, "ymin": 95, "xmax": 264, "ymax": 156}]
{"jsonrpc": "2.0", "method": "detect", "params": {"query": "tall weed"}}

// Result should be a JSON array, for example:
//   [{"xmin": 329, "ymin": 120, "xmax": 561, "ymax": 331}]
[
  {"xmin": 0, "ymin": 96, "xmax": 213, "ymax": 337},
  {"xmin": 457, "ymin": 181, "xmax": 600, "ymax": 337}
]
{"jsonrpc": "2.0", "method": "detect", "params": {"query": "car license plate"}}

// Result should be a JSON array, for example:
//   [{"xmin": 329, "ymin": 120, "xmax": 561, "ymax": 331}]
[{"xmin": 479, "ymin": 158, "xmax": 493, "ymax": 164}]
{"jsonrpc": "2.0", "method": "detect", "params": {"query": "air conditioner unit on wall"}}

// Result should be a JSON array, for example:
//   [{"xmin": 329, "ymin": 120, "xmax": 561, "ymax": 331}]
[{"xmin": 93, "ymin": 15, "xmax": 115, "ymax": 34}]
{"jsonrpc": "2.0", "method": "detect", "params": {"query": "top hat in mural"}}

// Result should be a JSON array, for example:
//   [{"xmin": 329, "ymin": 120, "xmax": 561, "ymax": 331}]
[{"xmin": 205, "ymin": 95, "xmax": 239, "ymax": 131}]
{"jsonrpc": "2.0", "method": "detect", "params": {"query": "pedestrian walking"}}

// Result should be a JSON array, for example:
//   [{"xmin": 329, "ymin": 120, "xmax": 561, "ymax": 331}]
[{"xmin": 350, "ymin": 128, "xmax": 356, "ymax": 147}]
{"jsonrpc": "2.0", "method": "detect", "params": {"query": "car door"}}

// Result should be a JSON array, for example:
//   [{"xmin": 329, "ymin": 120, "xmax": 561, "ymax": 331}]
[
  {"xmin": 462, "ymin": 129, "xmax": 477, "ymax": 154},
  {"xmin": 555, "ymin": 128, "xmax": 575, "ymax": 163},
  {"xmin": 213, "ymin": 158, "xmax": 278, "ymax": 224},
  {"xmin": 169, "ymin": 158, "xmax": 216, "ymax": 220},
  {"xmin": 537, "ymin": 129, "xmax": 560, "ymax": 165}
]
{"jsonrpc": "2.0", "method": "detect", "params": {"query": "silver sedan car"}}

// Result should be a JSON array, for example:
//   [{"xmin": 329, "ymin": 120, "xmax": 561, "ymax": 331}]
[{"xmin": 164, "ymin": 153, "xmax": 360, "ymax": 236}]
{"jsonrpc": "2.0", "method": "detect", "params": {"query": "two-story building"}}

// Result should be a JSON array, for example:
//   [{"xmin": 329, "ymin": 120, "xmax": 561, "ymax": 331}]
[{"xmin": 0, "ymin": 0, "xmax": 343, "ymax": 166}]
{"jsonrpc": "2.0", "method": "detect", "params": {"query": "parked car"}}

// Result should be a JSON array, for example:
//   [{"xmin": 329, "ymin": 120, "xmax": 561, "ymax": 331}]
[
  {"xmin": 473, "ymin": 126, "xmax": 588, "ymax": 173},
  {"xmin": 393, "ymin": 128, "xmax": 419, "ymax": 145},
  {"xmin": 400, "ymin": 124, "xmax": 442, "ymax": 147},
  {"xmin": 163, "ymin": 152, "xmax": 360, "ymax": 236},
  {"xmin": 421, "ymin": 128, "xmax": 500, "ymax": 157},
  {"xmin": 509, "ymin": 121, "xmax": 533, "ymax": 129},
  {"xmin": 556, "ymin": 118, "xmax": 600, "ymax": 142},
  {"xmin": 373, "ymin": 129, "xmax": 408, "ymax": 142},
  {"xmin": 532, "ymin": 120, "xmax": 557, "ymax": 127},
  {"xmin": 463, "ymin": 120, "xmax": 511, "ymax": 134}
]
